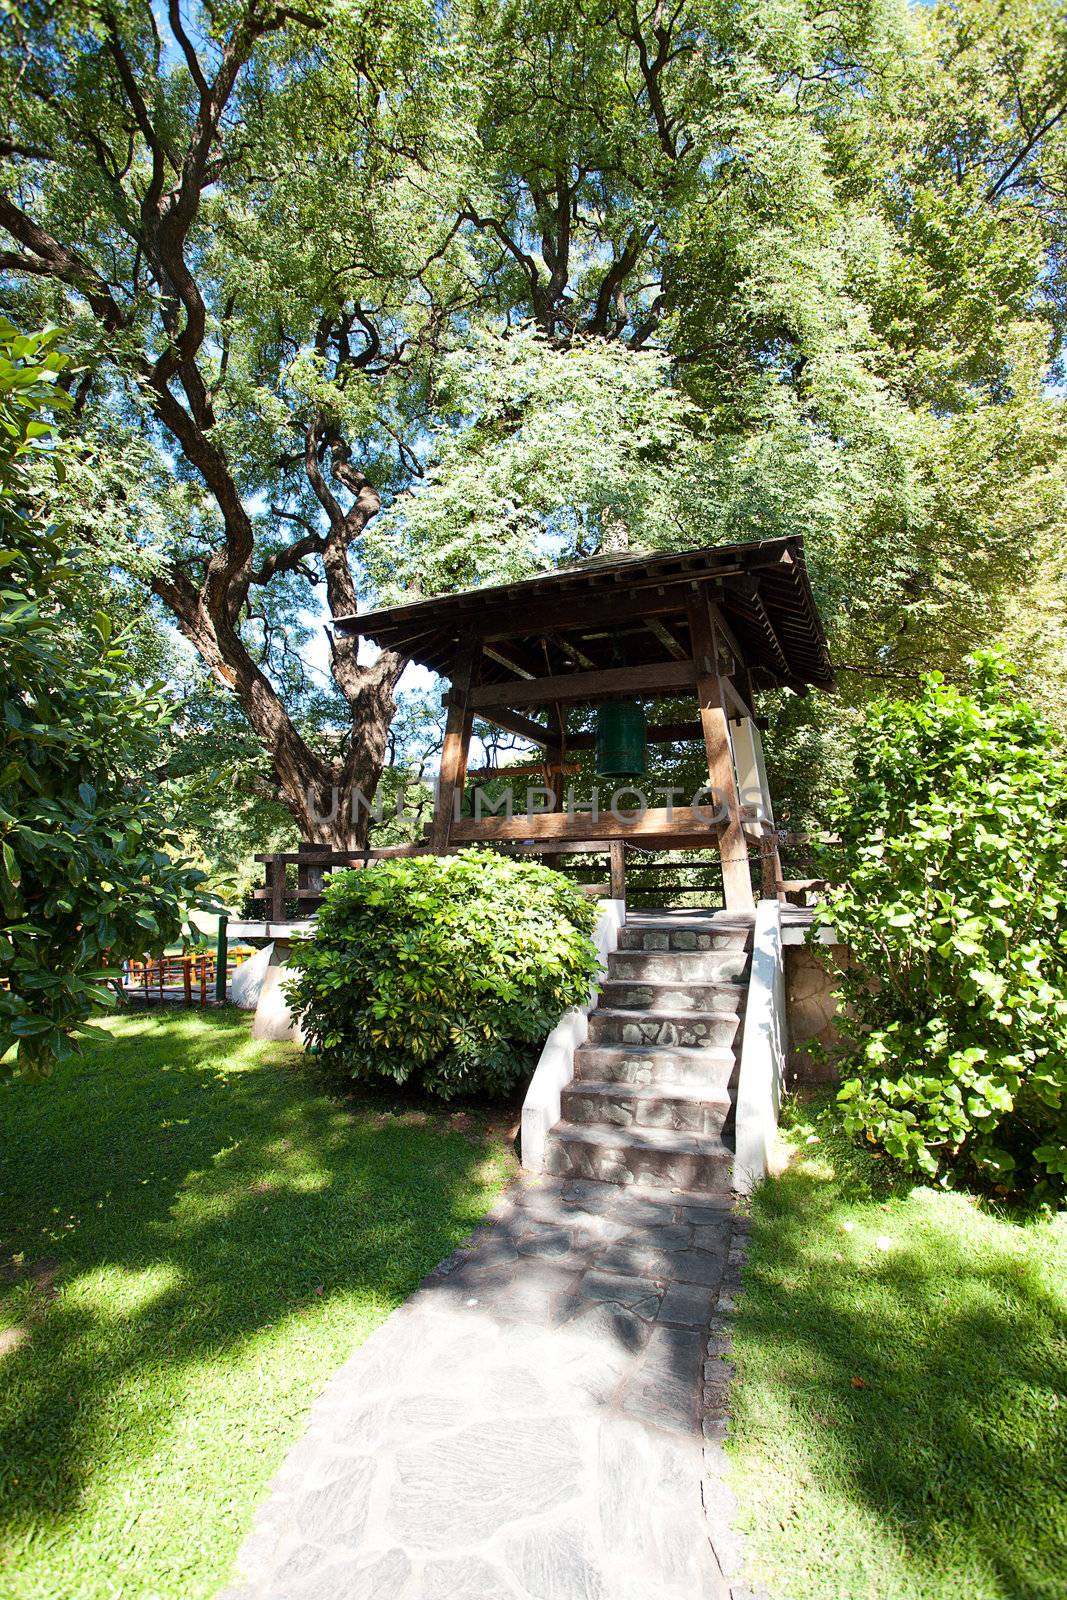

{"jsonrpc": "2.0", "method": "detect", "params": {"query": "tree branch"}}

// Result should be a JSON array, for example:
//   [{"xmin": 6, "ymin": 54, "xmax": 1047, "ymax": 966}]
[{"xmin": 0, "ymin": 197, "xmax": 128, "ymax": 331}]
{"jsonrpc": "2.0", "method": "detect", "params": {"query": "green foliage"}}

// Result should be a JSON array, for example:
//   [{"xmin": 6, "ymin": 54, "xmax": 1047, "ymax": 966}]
[
  {"xmin": 0, "ymin": 321, "xmax": 207, "ymax": 1075},
  {"xmin": 371, "ymin": 0, "xmax": 1067, "ymax": 674},
  {"xmin": 286, "ymin": 851, "xmax": 600, "ymax": 1097},
  {"xmin": 4, "ymin": 0, "xmax": 1067, "ymax": 832},
  {"xmin": 818, "ymin": 653, "xmax": 1067, "ymax": 1198},
  {"xmin": 158, "ymin": 673, "xmax": 300, "ymax": 909},
  {"xmin": 367, "ymin": 327, "xmax": 699, "ymax": 594},
  {"xmin": 731, "ymin": 1091, "xmax": 1067, "ymax": 1600}
]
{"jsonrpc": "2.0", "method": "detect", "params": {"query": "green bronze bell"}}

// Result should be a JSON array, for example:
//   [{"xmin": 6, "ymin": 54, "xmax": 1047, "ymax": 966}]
[{"xmin": 595, "ymin": 699, "xmax": 647, "ymax": 779}]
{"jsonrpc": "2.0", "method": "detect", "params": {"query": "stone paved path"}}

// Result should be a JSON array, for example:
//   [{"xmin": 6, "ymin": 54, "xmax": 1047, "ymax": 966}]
[{"xmin": 222, "ymin": 1175, "xmax": 742, "ymax": 1600}]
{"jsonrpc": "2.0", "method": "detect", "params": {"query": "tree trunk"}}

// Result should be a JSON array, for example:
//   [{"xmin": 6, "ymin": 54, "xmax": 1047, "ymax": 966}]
[
  {"xmin": 317, "ymin": 654, "xmax": 407, "ymax": 849},
  {"xmin": 154, "ymin": 568, "xmax": 404, "ymax": 850},
  {"xmin": 0, "ymin": 9, "xmax": 416, "ymax": 860},
  {"xmin": 601, "ymin": 507, "xmax": 630, "ymax": 553}
]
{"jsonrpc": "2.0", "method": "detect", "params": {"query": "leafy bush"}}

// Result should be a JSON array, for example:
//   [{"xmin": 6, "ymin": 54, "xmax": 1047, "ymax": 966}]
[
  {"xmin": 285, "ymin": 851, "xmax": 600, "ymax": 1098},
  {"xmin": 818, "ymin": 652, "xmax": 1067, "ymax": 1200},
  {"xmin": 0, "ymin": 323, "xmax": 207, "ymax": 1075}
]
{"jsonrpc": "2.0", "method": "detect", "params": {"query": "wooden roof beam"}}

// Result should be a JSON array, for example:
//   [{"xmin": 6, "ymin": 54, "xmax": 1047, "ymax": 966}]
[
  {"xmin": 471, "ymin": 660, "xmax": 696, "ymax": 712},
  {"xmin": 566, "ymin": 719, "xmax": 705, "ymax": 750},
  {"xmin": 544, "ymin": 632, "xmax": 599, "ymax": 670},
  {"xmin": 482, "ymin": 642, "xmax": 538, "ymax": 680},
  {"xmin": 644, "ymin": 617, "xmax": 689, "ymax": 661},
  {"xmin": 442, "ymin": 697, "xmax": 554, "ymax": 748}
]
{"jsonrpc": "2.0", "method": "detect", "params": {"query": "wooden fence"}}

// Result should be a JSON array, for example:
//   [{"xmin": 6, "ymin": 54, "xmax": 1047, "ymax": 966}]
[{"xmin": 119, "ymin": 948, "xmax": 254, "ymax": 1006}]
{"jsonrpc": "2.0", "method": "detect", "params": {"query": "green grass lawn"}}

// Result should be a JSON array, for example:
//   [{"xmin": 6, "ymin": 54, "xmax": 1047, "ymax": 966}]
[
  {"xmin": 731, "ymin": 1100, "xmax": 1067, "ymax": 1600},
  {"xmin": 0, "ymin": 1009, "xmax": 514, "ymax": 1600}
]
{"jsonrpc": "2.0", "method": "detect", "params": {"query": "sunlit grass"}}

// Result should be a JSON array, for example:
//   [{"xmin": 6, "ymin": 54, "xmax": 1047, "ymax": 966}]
[
  {"xmin": 731, "ymin": 1100, "xmax": 1067, "ymax": 1600},
  {"xmin": 0, "ymin": 1009, "xmax": 514, "ymax": 1600}
]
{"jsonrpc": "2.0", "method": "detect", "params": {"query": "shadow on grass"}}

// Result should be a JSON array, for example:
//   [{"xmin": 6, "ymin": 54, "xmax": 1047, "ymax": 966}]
[
  {"xmin": 735, "ymin": 1153, "xmax": 1067, "ymax": 1600},
  {"xmin": 0, "ymin": 1009, "xmax": 510, "ymax": 1539}
]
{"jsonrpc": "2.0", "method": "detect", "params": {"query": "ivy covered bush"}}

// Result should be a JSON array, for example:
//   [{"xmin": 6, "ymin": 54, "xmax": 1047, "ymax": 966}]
[
  {"xmin": 285, "ymin": 851, "xmax": 600, "ymax": 1098},
  {"xmin": 819, "ymin": 653, "xmax": 1067, "ymax": 1200}
]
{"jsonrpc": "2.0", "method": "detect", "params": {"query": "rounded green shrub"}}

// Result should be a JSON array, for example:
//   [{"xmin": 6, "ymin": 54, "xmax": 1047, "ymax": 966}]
[
  {"xmin": 818, "ymin": 652, "xmax": 1067, "ymax": 1201},
  {"xmin": 284, "ymin": 850, "xmax": 600, "ymax": 1098}
]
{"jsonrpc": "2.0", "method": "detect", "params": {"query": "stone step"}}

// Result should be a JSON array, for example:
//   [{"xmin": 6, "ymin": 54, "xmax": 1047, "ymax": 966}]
[
  {"xmin": 598, "ymin": 978, "xmax": 746, "ymax": 1015},
  {"xmin": 574, "ymin": 1041, "xmax": 737, "ymax": 1089},
  {"xmin": 543, "ymin": 1121, "xmax": 733, "ymax": 1193},
  {"xmin": 587, "ymin": 1007, "xmax": 741, "ymax": 1049},
  {"xmin": 616, "ymin": 921, "xmax": 752, "ymax": 954},
  {"xmin": 561, "ymin": 1079, "xmax": 731, "ymax": 1135},
  {"xmin": 607, "ymin": 947, "xmax": 750, "ymax": 984}
]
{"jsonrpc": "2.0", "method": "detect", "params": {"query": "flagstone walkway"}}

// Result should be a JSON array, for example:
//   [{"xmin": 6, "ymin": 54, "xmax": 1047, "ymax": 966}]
[{"xmin": 222, "ymin": 1176, "xmax": 745, "ymax": 1600}]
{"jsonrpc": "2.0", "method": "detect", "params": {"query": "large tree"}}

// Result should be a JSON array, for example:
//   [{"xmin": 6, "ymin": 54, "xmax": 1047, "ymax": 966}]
[
  {"xmin": 372, "ymin": 0, "xmax": 1067, "ymax": 817},
  {"xmin": 384, "ymin": 0, "xmax": 1067, "ymax": 675},
  {"xmin": 0, "ymin": 0, "xmax": 462, "ymax": 845},
  {"xmin": 3, "ymin": 0, "xmax": 1066, "ymax": 849}
]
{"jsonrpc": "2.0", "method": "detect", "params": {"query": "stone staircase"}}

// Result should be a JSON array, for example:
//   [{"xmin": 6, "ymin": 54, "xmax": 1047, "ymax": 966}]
[{"xmin": 543, "ymin": 912, "xmax": 754, "ymax": 1193}]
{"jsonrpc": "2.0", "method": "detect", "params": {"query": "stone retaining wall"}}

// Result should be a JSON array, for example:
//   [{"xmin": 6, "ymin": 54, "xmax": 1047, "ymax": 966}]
[{"xmin": 783, "ymin": 941, "xmax": 851, "ymax": 1086}]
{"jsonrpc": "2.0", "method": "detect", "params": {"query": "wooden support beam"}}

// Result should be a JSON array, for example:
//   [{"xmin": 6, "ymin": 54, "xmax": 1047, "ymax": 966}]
[
  {"xmin": 644, "ymin": 617, "xmax": 688, "ymax": 661},
  {"xmin": 442, "ymin": 693, "xmax": 552, "ymax": 746},
  {"xmin": 566, "ymin": 719, "xmax": 705, "ymax": 750},
  {"xmin": 491, "ymin": 839, "xmax": 621, "ymax": 856},
  {"xmin": 708, "ymin": 597, "xmax": 744, "ymax": 673},
  {"xmin": 721, "ymin": 676, "xmax": 750, "ymax": 720},
  {"xmin": 483, "ymin": 643, "xmax": 537, "ymax": 679},
  {"xmin": 546, "ymin": 704, "xmax": 567, "ymax": 810},
  {"xmin": 450, "ymin": 806, "xmax": 722, "ymax": 845},
  {"xmin": 541, "ymin": 704, "xmax": 568, "ymax": 865},
  {"xmin": 687, "ymin": 594, "xmax": 755, "ymax": 913},
  {"xmin": 471, "ymin": 660, "xmax": 695, "ymax": 712},
  {"xmin": 545, "ymin": 632, "xmax": 599, "ymax": 670},
  {"xmin": 430, "ymin": 633, "xmax": 480, "ymax": 854},
  {"xmin": 466, "ymin": 704, "xmax": 553, "ymax": 746},
  {"xmin": 269, "ymin": 856, "xmax": 285, "ymax": 921}
]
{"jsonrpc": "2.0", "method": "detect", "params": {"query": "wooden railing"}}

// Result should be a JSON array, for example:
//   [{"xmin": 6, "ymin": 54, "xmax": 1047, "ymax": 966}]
[
  {"xmin": 253, "ymin": 829, "xmax": 824, "ymax": 919},
  {"xmin": 253, "ymin": 839, "xmax": 759, "ymax": 918},
  {"xmin": 119, "ymin": 949, "xmax": 253, "ymax": 1006},
  {"xmin": 252, "ymin": 843, "xmax": 426, "ymax": 921}
]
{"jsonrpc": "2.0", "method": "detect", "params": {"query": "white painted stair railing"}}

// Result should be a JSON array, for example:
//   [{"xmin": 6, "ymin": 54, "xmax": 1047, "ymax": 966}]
[{"xmin": 732, "ymin": 896, "xmax": 788, "ymax": 1193}]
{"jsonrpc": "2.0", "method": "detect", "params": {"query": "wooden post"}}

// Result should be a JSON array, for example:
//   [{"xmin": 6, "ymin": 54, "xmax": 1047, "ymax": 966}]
[
  {"xmin": 215, "ymin": 915, "xmax": 228, "ymax": 1003},
  {"xmin": 269, "ymin": 855, "xmax": 285, "ymax": 922},
  {"xmin": 545, "ymin": 704, "xmax": 567, "ymax": 812},
  {"xmin": 429, "ymin": 633, "xmax": 480, "ymax": 855},
  {"xmin": 297, "ymin": 843, "xmax": 326, "ymax": 918},
  {"xmin": 758, "ymin": 831, "xmax": 779, "ymax": 900},
  {"xmin": 542, "ymin": 704, "xmax": 567, "ymax": 870},
  {"xmin": 687, "ymin": 591, "xmax": 755, "ymax": 912},
  {"xmin": 183, "ymin": 955, "xmax": 192, "ymax": 1006},
  {"xmin": 609, "ymin": 840, "xmax": 626, "ymax": 902},
  {"xmin": 199, "ymin": 957, "xmax": 207, "ymax": 1007}
]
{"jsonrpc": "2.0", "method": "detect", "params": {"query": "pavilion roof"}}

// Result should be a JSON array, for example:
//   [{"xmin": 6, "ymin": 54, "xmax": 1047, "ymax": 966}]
[{"xmin": 335, "ymin": 535, "xmax": 835, "ymax": 694}]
